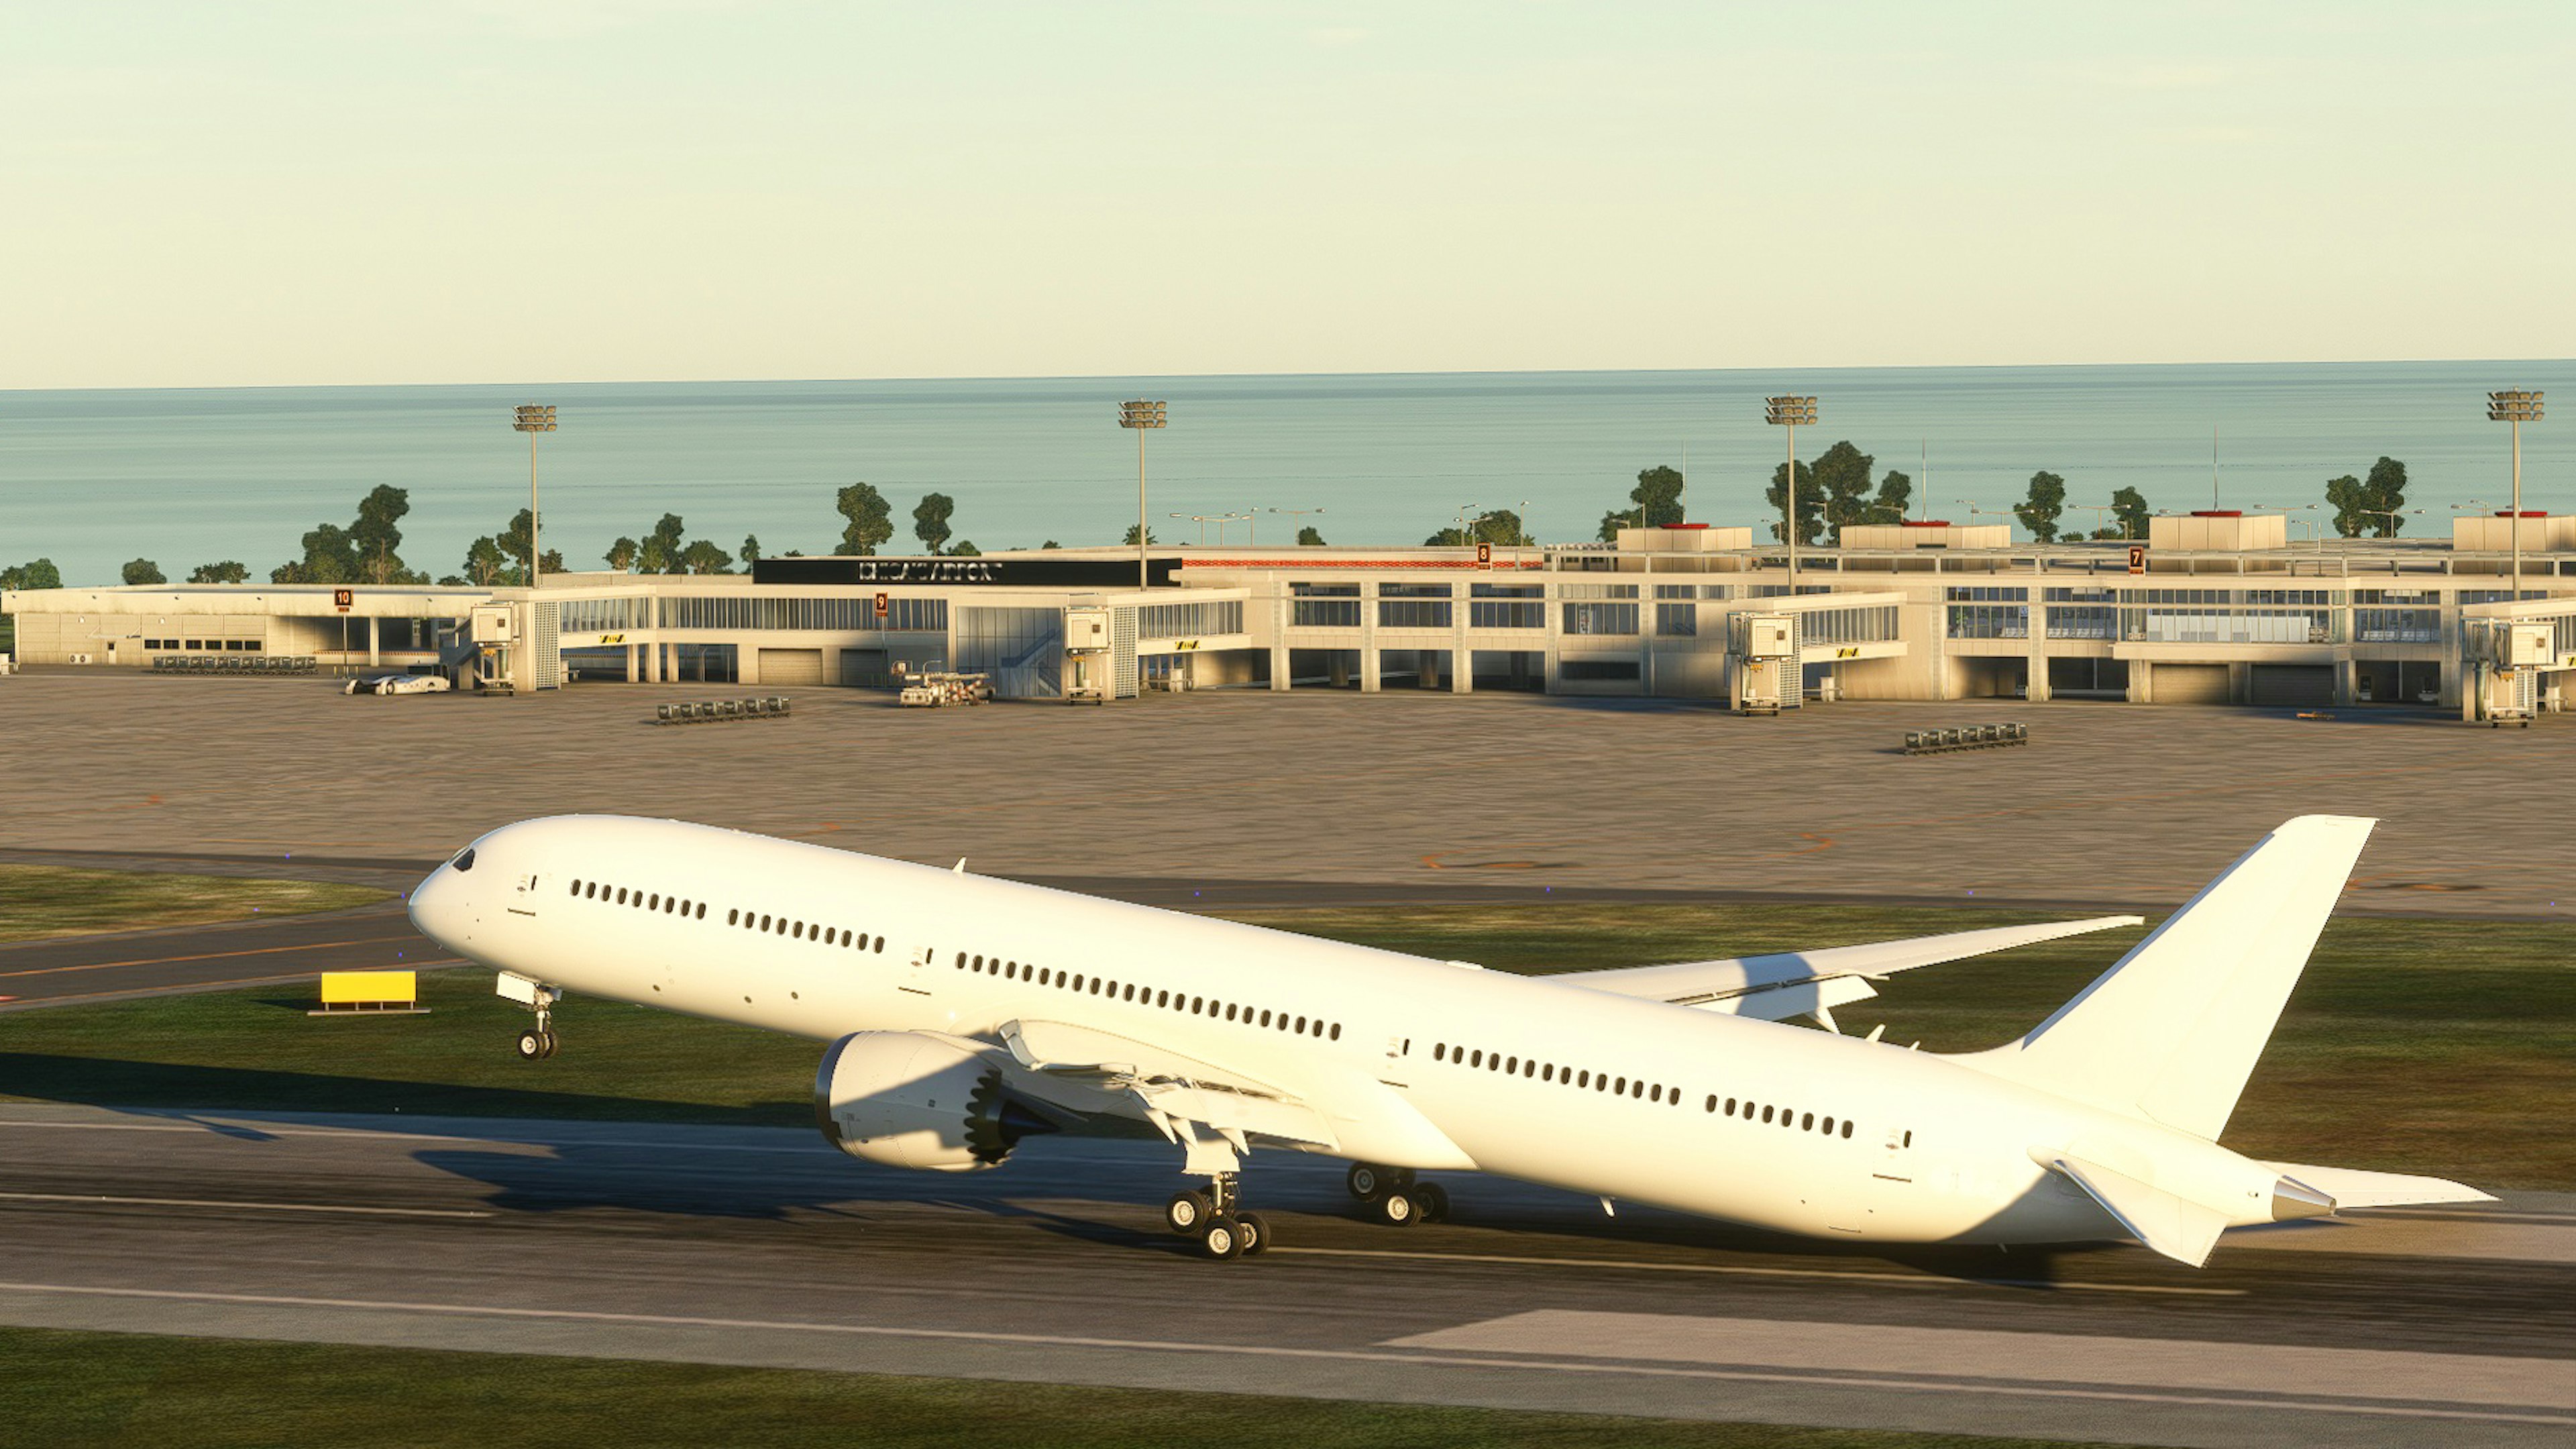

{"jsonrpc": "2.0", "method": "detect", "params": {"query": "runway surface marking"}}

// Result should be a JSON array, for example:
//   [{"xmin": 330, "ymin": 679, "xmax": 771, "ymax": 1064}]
[
  {"xmin": 0, "ymin": 1191, "xmax": 491, "ymax": 1220},
  {"xmin": 1266, "ymin": 1246, "xmax": 2241, "ymax": 1297},
  {"xmin": 0, "ymin": 931, "xmax": 426, "ymax": 981},
  {"xmin": 0, "ymin": 1281, "xmax": 2563, "ymax": 1430},
  {"xmin": 1392, "ymin": 1309, "xmax": 2576, "ymax": 1413}
]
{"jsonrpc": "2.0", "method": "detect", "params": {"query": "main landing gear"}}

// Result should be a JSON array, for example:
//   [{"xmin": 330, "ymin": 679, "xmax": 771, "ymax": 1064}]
[
  {"xmin": 1348, "ymin": 1163, "xmax": 1448, "ymax": 1226},
  {"xmin": 1167, "ymin": 1174, "xmax": 1272, "ymax": 1260}
]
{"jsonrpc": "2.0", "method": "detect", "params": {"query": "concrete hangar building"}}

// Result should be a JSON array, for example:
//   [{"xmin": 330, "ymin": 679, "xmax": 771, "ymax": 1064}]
[{"xmin": 9, "ymin": 510, "xmax": 2576, "ymax": 715}]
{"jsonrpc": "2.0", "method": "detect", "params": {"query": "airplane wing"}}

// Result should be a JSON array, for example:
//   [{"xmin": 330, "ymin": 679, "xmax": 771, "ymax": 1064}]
[
  {"xmin": 1556, "ymin": 916, "xmax": 2144, "ymax": 1026},
  {"xmin": 994, "ymin": 1018, "xmax": 1341, "ymax": 1165}
]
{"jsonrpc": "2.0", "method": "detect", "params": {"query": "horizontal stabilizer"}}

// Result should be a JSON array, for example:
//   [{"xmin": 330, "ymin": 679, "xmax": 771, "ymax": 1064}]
[
  {"xmin": 2262, "ymin": 1161, "xmax": 2496, "ymax": 1210},
  {"xmin": 2038, "ymin": 1150, "xmax": 2231, "ymax": 1267},
  {"xmin": 1566, "ymin": 916, "xmax": 2143, "ymax": 1022}
]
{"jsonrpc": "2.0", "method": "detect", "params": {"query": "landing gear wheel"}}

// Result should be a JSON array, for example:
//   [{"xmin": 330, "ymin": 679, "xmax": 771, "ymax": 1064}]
[
  {"xmin": 538, "ymin": 1030, "xmax": 559, "ymax": 1059},
  {"xmin": 1375, "ymin": 1187, "xmax": 1418, "ymax": 1227},
  {"xmin": 1415, "ymin": 1182, "xmax": 1450, "ymax": 1224},
  {"xmin": 515, "ymin": 1029, "xmax": 547, "ymax": 1061},
  {"xmin": 1167, "ymin": 1190, "xmax": 1213, "ymax": 1236},
  {"xmin": 1236, "ymin": 1210, "xmax": 1272, "ymax": 1255},
  {"xmin": 1346, "ymin": 1164, "xmax": 1383, "ymax": 1201},
  {"xmin": 1201, "ymin": 1218, "xmax": 1246, "ymax": 1259}
]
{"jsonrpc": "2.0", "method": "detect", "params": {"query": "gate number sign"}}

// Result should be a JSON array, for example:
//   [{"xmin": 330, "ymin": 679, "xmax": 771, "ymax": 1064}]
[
  {"xmin": 873, "ymin": 592, "xmax": 889, "ymax": 617},
  {"xmin": 2127, "ymin": 545, "xmax": 2146, "ymax": 575}
]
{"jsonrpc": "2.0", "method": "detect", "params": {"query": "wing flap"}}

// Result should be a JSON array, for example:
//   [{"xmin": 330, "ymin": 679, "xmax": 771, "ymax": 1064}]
[
  {"xmin": 1564, "ymin": 916, "xmax": 2145, "ymax": 1020},
  {"xmin": 995, "ymin": 1018, "xmax": 1339, "ymax": 1152}
]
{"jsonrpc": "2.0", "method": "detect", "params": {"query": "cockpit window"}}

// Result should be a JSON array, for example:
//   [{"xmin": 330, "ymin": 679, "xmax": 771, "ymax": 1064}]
[{"xmin": 450, "ymin": 848, "xmax": 476, "ymax": 872}]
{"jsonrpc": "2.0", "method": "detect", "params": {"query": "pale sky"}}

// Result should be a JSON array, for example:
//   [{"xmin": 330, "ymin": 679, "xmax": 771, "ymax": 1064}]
[{"xmin": 6, "ymin": 1, "xmax": 2569, "ymax": 389}]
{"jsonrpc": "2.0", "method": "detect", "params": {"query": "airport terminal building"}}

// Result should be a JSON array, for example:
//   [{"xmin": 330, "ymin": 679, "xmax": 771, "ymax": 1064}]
[{"xmin": 10, "ymin": 511, "xmax": 2576, "ymax": 716}]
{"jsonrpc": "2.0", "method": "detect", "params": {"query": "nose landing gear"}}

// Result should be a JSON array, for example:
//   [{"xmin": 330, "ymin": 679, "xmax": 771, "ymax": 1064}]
[{"xmin": 498, "ymin": 974, "xmax": 561, "ymax": 1061}]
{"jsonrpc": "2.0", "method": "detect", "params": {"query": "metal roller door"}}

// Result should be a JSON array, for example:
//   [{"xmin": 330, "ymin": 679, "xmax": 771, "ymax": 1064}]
[
  {"xmin": 2251, "ymin": 665, "xmax": 2334, "ymax": 708},
  {"xmin": 756, "ymin": 648, "xmax": 826, "ymax": 686},
  {"xmin": 2154, "ymin": 663, "xmax": 2232, "ymax": 705},
  {"xmin": 839, "ymin": 648, "xmax": 890, "ymax": 688}
]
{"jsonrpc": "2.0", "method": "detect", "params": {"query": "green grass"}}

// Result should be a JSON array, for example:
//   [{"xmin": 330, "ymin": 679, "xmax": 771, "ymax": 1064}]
[
  {"xmin": 0, "ymin": 1325, "xmax": 2097, "ymax": 1449},
  {"xmin": 1, "ymin": 898, "xmax": 2567, "ymax": 1187},
  {"xmin": 0, "ymin": 864, "xmax": 387, "ymax": 945}
]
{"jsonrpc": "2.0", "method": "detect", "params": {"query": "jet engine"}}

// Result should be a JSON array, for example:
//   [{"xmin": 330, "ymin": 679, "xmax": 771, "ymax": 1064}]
[{"xmin": 814, "ymin": 1031, "xmax": 1053, "ymax": 1172}]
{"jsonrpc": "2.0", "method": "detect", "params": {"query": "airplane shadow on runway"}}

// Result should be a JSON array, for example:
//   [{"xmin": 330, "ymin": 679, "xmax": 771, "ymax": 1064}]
[
  {"xmin": 0, "ymin": 1051, "xmax": 2147, "ymax": 1286},
  {"xmin": 0, "ymin": 1052, "xmax": 807, "ymax": 1130}
]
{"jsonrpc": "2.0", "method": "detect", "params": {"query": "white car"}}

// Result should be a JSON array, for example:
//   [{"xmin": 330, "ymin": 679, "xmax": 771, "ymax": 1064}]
[{"xmin": 344, "ymin": 672, "xmax": 453, "ymax": 696}]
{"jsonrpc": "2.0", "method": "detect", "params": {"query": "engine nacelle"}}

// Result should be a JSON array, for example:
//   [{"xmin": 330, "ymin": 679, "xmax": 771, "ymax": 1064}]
[{"xmin": 815, "ymin": 1031, "xmax": 1032, "ymax": 1173}]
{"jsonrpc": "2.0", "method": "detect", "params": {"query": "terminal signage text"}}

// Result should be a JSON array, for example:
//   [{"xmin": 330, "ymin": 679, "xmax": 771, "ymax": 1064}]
[{"xmin": 754, "ymin": 556, "xmax": 1181, "ymax": 589}]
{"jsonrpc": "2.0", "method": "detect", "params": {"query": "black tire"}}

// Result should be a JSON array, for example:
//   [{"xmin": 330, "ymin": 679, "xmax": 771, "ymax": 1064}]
[
  {"xmin": 1376, "ymin": 1187, "xmax": 1417, "ymax": 1227},
  {"xmin": 515, "ymin": 1029, "xmax": 545, "ymax": 1061},
  {"xmin": 538, "ymin": 1030, "xmax": 559, "ymax": 1059},
  {"xmin": 1201, "ymin": 1219, "xmax": 1244, "ymax": 1260},
  {"xmin": 1166, "ymin": 1190, "xmax": 1212, "ymax": 1236},
  {"xmin": 1415, "ymin": 1182, "xmax": 1450, "ymax": 1224},
  {"xmin": 1236, "ymin": 1210, "xmax": 1272, "ymax": 1255},
  {"xmin": 1346, "ymin": 1164, "xmax": 1383, "ymax": 1201}
]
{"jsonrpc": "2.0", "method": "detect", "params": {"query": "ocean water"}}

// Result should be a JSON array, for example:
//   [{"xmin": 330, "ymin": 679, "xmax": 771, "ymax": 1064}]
[{"xmin": 3, "ymin": 361, "xmax": 2569, "ymax": 588}]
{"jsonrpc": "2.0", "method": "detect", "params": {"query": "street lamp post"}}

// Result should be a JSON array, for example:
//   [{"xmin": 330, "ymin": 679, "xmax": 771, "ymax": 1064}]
[
  {"xmin": 511, "ymin": 405, "xmax": 556, "ymax": 588},
  {"xmin": 1266, "ymin": 506, "xmax": 1326, "ymax": 547},
  {"xmin": 1456, "ymin": 502, "xmax": 1481, "ymax": 547},
  {"xmin": 1119, "ymin": 399, "xmax": 1167, "ymax": 588},
  {"xmin": 2487, "ymin": 390, "xmax": 2545, "ymax": 603},
  {"xmin": 1765, "ymin": 396, "xmax": 1818, "ymax": 592}
]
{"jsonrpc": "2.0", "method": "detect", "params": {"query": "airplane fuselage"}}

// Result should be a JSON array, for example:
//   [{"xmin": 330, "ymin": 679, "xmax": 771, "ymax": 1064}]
[{"xmin": 409, "ymin": 814, "xmax": 2293, "ymax": 1250}]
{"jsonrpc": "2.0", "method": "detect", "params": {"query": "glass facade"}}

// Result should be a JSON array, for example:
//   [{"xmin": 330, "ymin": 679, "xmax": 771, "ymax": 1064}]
[{"xmin": 1137, "ymin": 599, "xmax": 1244, "ymax": 638}]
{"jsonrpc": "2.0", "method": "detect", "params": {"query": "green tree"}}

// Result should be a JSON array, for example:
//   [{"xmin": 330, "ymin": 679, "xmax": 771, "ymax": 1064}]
[
  {"xmin": 739, "ymin": 534, "xmax": 761, "ymax": 568},
  {"xmin": 1811, "ymin": 441, "xmax": 1877, "ymax": 540},
  {"xmin": 1122, "ymin": 525, "xmax": 1156, "ymax": 545},
  {"xmin": 2015, "ymin": 471, "xmax": 2068, "ymax": 543},
  {"xmin": 1764, "ymin": 458, "xmax": 1823, "ymax": 546},
  {"xmin": 912, "ymin": 493, "xmax": 956, "ymax": 554},
  {"xmin": 1040, "ymin": 540, "xmax": 1061, "ymax": 549},
  {"xmin": 639, "ymin": 514, "xmax": 687, "ymax": 574},
  {"xmin": 464, "ymin": 536, "xmax": 508, "ymax": 586},
  {"xmin": 189, "ymin": 561, "xmax": 249, "ymax": 584},
  {"xmin": 1428, "ymin": 508, "xmax": 1533, "ymax": 547},
  {"xmin": 121, "ymin": 559, "xmax": 166, "ymax": 585},
  {"xmin": 499, "ymin": 508, "xmax": 538, "ymax": 577},
  {"xmin": 272, "ymin": 523, "xmax": 361, "ymax": 585},
  {"xmin": 835, "ymin": 483, "xmax": 894, "ymax": 555},
  {"xmin": 1598, "ymin": 465, "xmax": 1684, "ymax": 540},
  {"xmin": 2, "ymin": 559, "xmax": 63, "ymax": 590},
  {"xmin": 604, "ymin": 537, "xmax": 639, "ymax": 572},
  {"xmin": 2328, "ymin": 457, "xmax": 2410, "ymax": 537},
  {"xmin": 1295, "ymin": 525, "xmax": 1326, "ymax": 546},
  {"xmin": 947, "ymin": 539, "xmax": 981, "ymax": 557},
  {"xmin": 678, "ymin": 539, "xmax": 733, "ymax": 575},
  {"xmin": 1866, "ymin": 469, "xmax": 1914, "ymax": 525},
  {"xmin": 350, "ymin": 485, "xmax": 411, "ymax": 583},
  {"xmin": 2110, "ymin": 486, "xmax": 2151, "ymax": 541}
]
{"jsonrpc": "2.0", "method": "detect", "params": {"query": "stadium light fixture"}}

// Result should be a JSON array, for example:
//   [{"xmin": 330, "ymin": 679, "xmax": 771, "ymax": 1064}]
[
  {"xmin": 2487, "ymin": 390, "xmax": 2544, "ymax": 603},
  {"xmin": 1765, "ymin": 396, "xmax": 1819, "ymax": 592},
  {"xmin": 1119, "ymin": 400, "xmax": 1167, "ymax": 588},
  {"xmin": 511, "ymin": 405, "xmax": 557, "ymax": 589}
]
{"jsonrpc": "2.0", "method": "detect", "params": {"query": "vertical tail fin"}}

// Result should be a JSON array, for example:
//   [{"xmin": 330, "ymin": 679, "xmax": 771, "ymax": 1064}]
[{"xmin": 1960, "ymin": 815, "xmax": 2374, "ymax": 1142}]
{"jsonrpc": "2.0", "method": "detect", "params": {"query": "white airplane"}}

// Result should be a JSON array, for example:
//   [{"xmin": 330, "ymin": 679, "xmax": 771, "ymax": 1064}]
[{"xmin": 406, "ymin": 812, "xmax": 2488, "ymax": 1265}]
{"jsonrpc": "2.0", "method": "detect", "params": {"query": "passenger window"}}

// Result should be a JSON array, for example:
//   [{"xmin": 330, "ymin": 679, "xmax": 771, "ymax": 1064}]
[
  {"xmin": 1760, "ymin": 1105, "xmax": 1774, "ymax": 1123},
  {"xmin": 1295, "ymin": 1016, "xmax": 1307, "ymax": 1033},
  {"xmin": 1904, "ymin": 1131, "xmax": 1914, "ymax": 1148},
  {"xmin": 1328, "ymin": 1024, "xmax": 1340, "ymax": 1040},
  {"xmin": 1505, "ymin": 1056, "xmax": 1517, "ymax": 1073},
  {"xmin": 727, "ymin": 908, "xmax": 737, "ymax": 924},
  {"xmin": 1801, "ymin": 1112, "xmax": 1814, "ymax": 1131},
  {"xmin": 1469, "ymin": 1050, "xmax": 1483, "ymax": 1068},
  {"xmin": 1821, "ymin": 1116, "xmax": 1834, "ymax": 1133},
  {"xmin": 1842, "ymin": 1122, "xmax": 1855, "ymax": 1139}
]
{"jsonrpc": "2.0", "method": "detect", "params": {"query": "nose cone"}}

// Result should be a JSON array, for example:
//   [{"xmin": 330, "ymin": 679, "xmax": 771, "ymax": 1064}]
[{"xmin": 408, "ymin": 857, "xmax": 473, "ymax": 951}]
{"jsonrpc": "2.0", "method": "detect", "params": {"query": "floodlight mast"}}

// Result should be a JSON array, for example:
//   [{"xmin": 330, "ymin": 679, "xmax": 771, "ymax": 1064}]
[
  {"xmin": 1764, "ymin": 396, "xmax": 1819, "ymax": 592},
  {"xmin": 511, "ymin": 405, "xmax": 557, "ymax": 588},
  {"xmin": 1119, "ymin": 400, "xmax": 1167, "ymax": 588},
  {"xmin": 2487, "ymin": 390, "xmax": 2544, "ymax": 605}
]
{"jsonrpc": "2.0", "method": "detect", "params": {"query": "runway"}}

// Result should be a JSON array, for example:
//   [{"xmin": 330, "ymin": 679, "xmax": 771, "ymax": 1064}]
[
  {"xmin": 0, "ymin": 900, "xmax": 455, "ymax": 1012},
  {"xmin": 1, "ymin": 1104, "xmax": 2569, "ymax": 1447}
]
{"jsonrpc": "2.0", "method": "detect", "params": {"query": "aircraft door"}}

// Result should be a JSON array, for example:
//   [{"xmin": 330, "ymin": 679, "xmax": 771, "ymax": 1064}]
[
  {"xmin": 511, "ymin": 871, "xmax": 542, "ymax": 916},
  {"xmin": 1862, "ymin": 1124, "xmax": 1915, "ymax": 1230}
]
